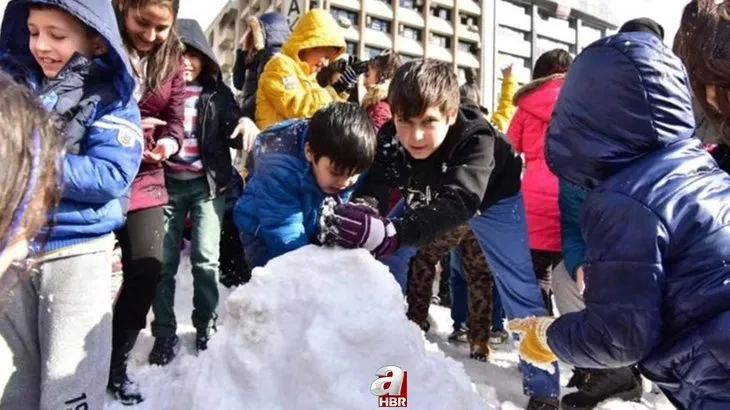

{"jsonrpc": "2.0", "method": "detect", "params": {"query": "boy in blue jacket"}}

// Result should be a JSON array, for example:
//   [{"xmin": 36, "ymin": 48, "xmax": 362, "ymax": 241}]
[
  {"xmin": 0, "ymin": 0, "xmax": 142, "ymax": 408},
  {"xmin": 234, "ymin": 102, "xmax": 377, "ymax": 268},
  {"xmin": 509, "ymin": 32, "xmax": 730, "ymax": 409}
]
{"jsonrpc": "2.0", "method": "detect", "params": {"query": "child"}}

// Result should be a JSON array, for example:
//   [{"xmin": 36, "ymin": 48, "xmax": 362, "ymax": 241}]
[
  {"xmin": 0, "ymin": 72, "xmax": 63, "ymax": 278},
  {"xmin": 321, "ymin": 59, "xmax": 559, "ymax": 410},
  {"xmin": 362, "ymin": 50, "xmax": 401, "ymax": 133},
  {"xmin": 0, "ymin": 1, "xmax": 143, "ymax": 408},
  {"xmin": 256, "ymin": 9, "xmax": 358, "ymax": 129},
  {"xmin": 148, "ymin": 18, "xmax": 244, "ymax": 366},
  {"xmin": 235, "ymin": 102, "xmax": 377, "ymax": 268},
  {"xmin": 509, "ymin": 31, "xmax": 730, "ymax": 409}
]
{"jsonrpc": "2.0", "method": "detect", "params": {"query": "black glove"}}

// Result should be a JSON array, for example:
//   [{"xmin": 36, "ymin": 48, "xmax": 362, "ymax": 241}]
[
  {"xmin": 348, "ymin": 55, "xmax": 370, "ymax": 75},
  {"xmin": 332, "ymin": 64, "xmax": 359, "ymax": 94}
]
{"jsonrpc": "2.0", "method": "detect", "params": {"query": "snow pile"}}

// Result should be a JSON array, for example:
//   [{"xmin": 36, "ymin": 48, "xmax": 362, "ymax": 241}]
[{"xmin": 125, "ymin": 246, "xmax": 492, "ymax": 410}]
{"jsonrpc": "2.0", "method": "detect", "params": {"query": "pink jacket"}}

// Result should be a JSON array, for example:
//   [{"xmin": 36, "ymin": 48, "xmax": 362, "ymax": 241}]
[{"xmin": 507, "ymin": 74, "xmax": 564, "ymax": 252}]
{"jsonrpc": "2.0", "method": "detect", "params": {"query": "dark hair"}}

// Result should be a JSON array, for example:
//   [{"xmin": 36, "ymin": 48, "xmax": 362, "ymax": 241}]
[
  {"xmin": 674, "ymin": 0, "xmax": 730, "ymax": 144},
  {"xmin": 619, "ymin": 17, "xmax": 665, "ymax": 40},
  {"xmin": 532, "ymin": 49, "xmax": 573, "ymax": 80},
  {"xmin": 0, "ymin": 72, "xmax": 63, "ymax": 255},
  {"xmin": 307, "ymin": 102, "xmax": 377, "ymax": 175},
  {"xmin": 115, "ymin": 0, "xmax": 183, "ymax": 92},
  {"xmin": 388, "ymin": 59, "xmax": 460, "ymax": 120},
  {"xmin": 459, "ymin": 67, "xmax": 481, "ymax": 105},
  {"xmin": 369, "ymin": 49, "xmax": 401, "ymax": 84},
  {"xmin": 182, "ymin": 46, "xmax": 218, "ymax": 88}
]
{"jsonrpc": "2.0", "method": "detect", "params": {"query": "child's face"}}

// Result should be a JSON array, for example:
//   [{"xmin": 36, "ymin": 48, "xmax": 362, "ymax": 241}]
[
  {"xmin": 306, "ymin": 148, "xmax": 360, "ymax": 195},
  {"xmin": 300, "ymin": 46, "xmax": 340, "ymax": 72},
  {"xmin": 395, "ymin": 106, "xmax": 458, "ymax": 159},
  {"xmin": 122, "ymin": 3, "xmax": 174, "ymax": 54},
  {"xmin": 365, "ymin": 65, "xmax": 378, "ymax": 89},
  {"xmin": 183, "ymin": 50, "xmax": 203, "ymax": 82},
  {"xmin": 27, "ymin": 8, "xmax": 104, "ymax": 78}
]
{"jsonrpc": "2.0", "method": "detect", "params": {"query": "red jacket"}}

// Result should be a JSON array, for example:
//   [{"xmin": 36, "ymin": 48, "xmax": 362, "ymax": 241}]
[
  {"xmin": 507, "ymin": 74, "xmax": 564, "ymax": 252},
  {"xmin": 128, "ymin": 63, "xmax": 185, "ymax": 212}
]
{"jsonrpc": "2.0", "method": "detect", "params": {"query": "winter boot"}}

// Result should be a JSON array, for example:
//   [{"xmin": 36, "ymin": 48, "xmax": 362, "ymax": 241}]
[
  {"xmin": 469, "ymin": 340, "xmax": 491, "ymax": 362},
  {"xmin": 561, "ymin": 367, "xmax": 642, "ymax": 410},
  {"xmin": 527, "ymin": 396, "xmax": 560, "ymax": 410},
  {"xmin": 488, "ymin": 330, "xmax": 509, "ymax": 345},
  {"xmin": 196, "ymin": 328, "xmax": 212, "ymax": 353},
  {"xmin": 148, "ymin": 335, "xmax": 179, "ymax": 366},
  {"xmin": 108, "ymin": 330, "xmax": 143, "ymax": 405},
  {"xmin": 566, "ymin": 367, "xmax": 590, "ymax": 389},
  {"xmin": 448, "ymin": 326, "xmax": 468, "ymax": 344}
]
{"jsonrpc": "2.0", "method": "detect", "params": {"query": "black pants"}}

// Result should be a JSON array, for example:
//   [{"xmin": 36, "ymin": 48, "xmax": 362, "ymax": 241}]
[
  {"xmin": 530, "ymin": 250, "xmax": 562, "ymax": 316},
  {"xmin": 112, "ymin": 206, "xmax": 164, "ymax": 340},
  {"xmin": 219, "ymin": 209, "xmax": 250, "ymax": 287}
]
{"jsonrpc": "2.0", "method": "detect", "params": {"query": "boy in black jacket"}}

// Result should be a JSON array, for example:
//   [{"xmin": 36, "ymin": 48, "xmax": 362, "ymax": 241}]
[{"xmin": 321, "ymin": 59, "xmax": 559, "ymax": 410}]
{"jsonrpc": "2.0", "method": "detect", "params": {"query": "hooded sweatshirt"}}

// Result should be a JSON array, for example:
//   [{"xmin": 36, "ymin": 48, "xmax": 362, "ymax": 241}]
[
  {"xmin": 255, "ymin": 9, "xmax": 345, "ymax": 129},
  {"xmin": 0, "ymin": 0, "xmax": 143, "ymax": 253},
  {"xmin": 545, "ymin": 32, "xmax": 730, "ymax": 408},
  {"xmin": 507, "ymin": 73, "xmax": 564, "ymax": 252},
  {"xmin": 174, "ymin": 18, "xmax": 244, "ymax": 197},
  {"xmin": 355, "ymin": 105, "xmax": 523, "ymax": 246}
]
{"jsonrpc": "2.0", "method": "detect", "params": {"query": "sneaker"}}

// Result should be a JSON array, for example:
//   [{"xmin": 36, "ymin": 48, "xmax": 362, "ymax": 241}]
[
  {"xmin": 447, "ymin": 327, "xmax": 468, "ymax": 344},
  {"xmin": 561, "ymin": 367, "xmax": 642, "ymax": 410},
  {"xmin": 148, "ymin": 335, "xmax": 179, "ymax": 366},
  {"xmin": 527, "ymin": 396, "xmax": 559, "ymax": 410},
  {"xmin": 469, "ymin": 341, "xmax": 491, "ymax": 362},
  {"xmin": 196, "ymin": 328, "xmax": 211, "ymax": 352},
  {"xmin": 488, "ymin": 330, "xmax": 509, "ymax": 345}
]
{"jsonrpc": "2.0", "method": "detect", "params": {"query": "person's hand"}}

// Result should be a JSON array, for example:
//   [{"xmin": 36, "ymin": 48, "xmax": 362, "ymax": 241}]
[
  {"xmin": 142, "ymin": 143, "xmax": 174, "ymax": 164},
  {"xmin": 229, "ymin": 117, "xmax": 260, "ymax": 152},
  {"xmin": 141, "ymin": 117, "xmax": 167, "ymax": 132},
  {"xmin": 506, "ymin": 316, "xmax": 557, "ymax": 370},
  {"xmin": 319, "ymin": 202, "xmax": 398, "ymax": 258},
  {"xmin": 576, "ymin": 266, "xmax": 585, "ymax": 294},
  {"xmin": 501, "ymin": 64, "xmax": 513, "ymax": 79}
]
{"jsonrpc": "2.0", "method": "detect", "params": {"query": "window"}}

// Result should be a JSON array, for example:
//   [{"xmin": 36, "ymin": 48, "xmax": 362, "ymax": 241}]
[
  {"xmin": 346, "ymin": 41, "xmax": 358, "ymax": 56},
  {"xmin": 400, "ymin": 0, "xmax": 422, "ymax": 12},
  {"xmin": 458, "ymin": 40, "xmax": 477, "ymax": 55},
  {"xmin": 579, "ymin": 23, "xmax": 603, "ymax": 50},
  {"xmin": 460, "ymin": 14, "xmax": 476, "ymax": 26},
  {"xmin": 536, "ymin": 36, "xmax": 576, "ymax": 56},
  {"xmin": 330, "ymin": 7, "xmax": 358, "ymax": 28},
  {"xmin": 430, "ymin": 33, "xmax": 451, "ymax": 48},
  {"xmin": 431, "ymin": 6, "xmax": 451, "ymax": 20},
  {"xmin": 365, "ymin": 46, "xmax": 386, "ymax": 58},
  {"xmin": 398, "ymin": 53, "xmax": 417, "ymax": 62},
  {"xmin": 400, "ymin": 25, "xmax": 422, "ymax": 41},
  {"xmin": 366, "ymin": 16, "xmax": 391, "ymax": 33}
]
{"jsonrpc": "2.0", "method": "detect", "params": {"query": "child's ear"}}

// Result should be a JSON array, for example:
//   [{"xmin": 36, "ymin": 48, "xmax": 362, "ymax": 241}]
[
  {"xmin": 447, "ymin": 108, "xmax": 458, "ymax": 126},
  {"xmin": 304, "ymin": 142, "xmax": 315, "ymax": 162},
  {"xmin": 91, "ymin": 36, "xmax": 107, "ymax": 56}
]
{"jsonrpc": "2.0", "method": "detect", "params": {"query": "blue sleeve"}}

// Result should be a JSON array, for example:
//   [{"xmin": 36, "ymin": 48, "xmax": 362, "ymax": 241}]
[
  {"xmin": 250, "ymin": 154, "xmax": 308, "ymax": 259},
  {"xmin": 559, "ymin": 179, "xmax": 587, "ymax": 280},
  {"xmin": 61, "ymin": 101, "xmax": 143, "ymax": 203},
  {"xmin": 547, "ymin": 191, "xmax": 666, "ymax": 368}
]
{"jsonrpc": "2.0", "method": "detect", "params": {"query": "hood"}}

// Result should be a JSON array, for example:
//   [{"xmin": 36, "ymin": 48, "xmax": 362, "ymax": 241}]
[
  {"xmin": 249, "ymin": 12, "xmax": 290, "ymax": 51},
  {"xmin": 362, "ymin": 80, "xmax": 390, "ymax": 108},
  {"xmin": 512, "ymin": 73, "xmax": 564, "ymax": 122},
  {"xmin": 281, "ymin": 9, "xmax": 345, "ymax": 71},
  {"xmin": 545, "ymin": 32, "xmax": 695, "ymax": 189},
  {"xmin": 436, "ymin": 104, "xmax": 495, "ymax": 158},
  {"xmin": 177, "ymin": 18, "xmax": 220, "ymax": 78},
  {"xmin": 0, "ymin": 0, "xmax": 135, "ymax": 103}
]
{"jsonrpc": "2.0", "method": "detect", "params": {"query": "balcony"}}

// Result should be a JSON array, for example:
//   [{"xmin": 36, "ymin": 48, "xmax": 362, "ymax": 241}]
[
  {"xmin": 216, "ymin": 24, "xmax": 236, "ymax": 50},
  {"xmin": 364, "ymin": 28, "xmax": 394, "ymax": 49},
  {"xmin": 430, "ymin": 15, "xmax": 454, "ymax": 36},
  {"xmin": 427, "ymin": 45, "xmax": 453, "ymax": 63}
]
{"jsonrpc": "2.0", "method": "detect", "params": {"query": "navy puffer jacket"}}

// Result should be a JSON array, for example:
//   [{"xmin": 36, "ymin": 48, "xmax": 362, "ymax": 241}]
[{"xmin": 545, "ymin": 32, "xmax": 730, "ymax": 409}]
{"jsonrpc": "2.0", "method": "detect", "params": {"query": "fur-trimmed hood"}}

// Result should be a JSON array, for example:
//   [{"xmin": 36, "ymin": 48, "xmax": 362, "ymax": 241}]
[
  {"xmin": 512, "ymin": 73, "xmax": 565, "ymax": 122},
  {"xmin": 362, "ymin": 80, "xmax": 390, "ymax": 109},
  {"xmin": 246, "ymin": 12, "xmax": 290, "ymax": 52},
  {"xmin": 513, "ymin": 73, "xmax": 565, "ymax": 105}
]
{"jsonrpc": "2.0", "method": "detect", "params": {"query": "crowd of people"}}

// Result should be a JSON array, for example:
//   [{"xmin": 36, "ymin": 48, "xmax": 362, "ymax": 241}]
[{"xmin": 0, "ymin": 0, "xmax": 729, "ymax": 409}]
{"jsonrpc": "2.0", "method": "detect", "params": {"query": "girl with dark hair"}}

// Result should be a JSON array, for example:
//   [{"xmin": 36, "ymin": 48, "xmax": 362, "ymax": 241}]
[{"xmin": 362, "ymin": 49, "xmax": 401, "ymax": 131}]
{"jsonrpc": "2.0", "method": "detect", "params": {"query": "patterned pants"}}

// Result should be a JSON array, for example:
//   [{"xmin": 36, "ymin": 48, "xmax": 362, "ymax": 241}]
[{"xmin": 406, "ymin": 225, "xmax": 494, "ymax": 344}]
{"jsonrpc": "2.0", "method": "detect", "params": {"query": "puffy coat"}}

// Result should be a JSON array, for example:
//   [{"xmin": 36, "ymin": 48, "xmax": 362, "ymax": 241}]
[
  {"xmin": 507, "ymin": 74, "xmax": 564, "ymax": 251},
  {"xmin": 234, "ymin": 119, "xmax": 357, "ymax": 265},
  {"xmin": 545, "ymin": 32, "xmax": 730, "ymax": 409},
  {"xmin": 362, "ymin": 80, "xmax": 391, "ymax": 132},
  {"xmin": 0, "ymin": 0, "xmax": 143, "ymax": 253},
  {"xmin": 255, "ymin": 9, "xmax": 346, "ymax": 129},
  {"xmin": 558, "ymin": 179, "xmax": 586, "ymax": 280}
]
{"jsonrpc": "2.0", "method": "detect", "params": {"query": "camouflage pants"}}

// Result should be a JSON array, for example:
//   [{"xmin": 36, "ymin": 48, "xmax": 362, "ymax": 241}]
[{"xmin": 406, "ymin": 225, "xmax": 493, "ymax": 344}]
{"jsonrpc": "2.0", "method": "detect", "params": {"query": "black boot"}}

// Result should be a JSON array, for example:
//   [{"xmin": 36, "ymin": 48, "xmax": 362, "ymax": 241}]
[
  {"xmin": 108, "ymin": 330, "xmax": 143, "ymax": 405},
  {"xmin": 148, "ymin": 335, "xmax": 179, "ymax": 366},
  {"xmin": 527, "ymin": 396, "xmax": 559, "ymax": 410},
  {"xmin": 196, "ymin": 328, "xmax": 212, "ymax": 353},
  {"xmin": 561, "ymin": 367, "xmax": 642, "ymax": 410},
  {"xmin": 566, "ymin": 367, "xmax": 589, "ymax": 389}
]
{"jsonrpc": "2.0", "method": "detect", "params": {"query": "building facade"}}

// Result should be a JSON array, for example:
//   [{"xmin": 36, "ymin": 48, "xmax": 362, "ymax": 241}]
[{"xmin": 205, "ymin": 0, "xmax": 616, "ymax": 111}]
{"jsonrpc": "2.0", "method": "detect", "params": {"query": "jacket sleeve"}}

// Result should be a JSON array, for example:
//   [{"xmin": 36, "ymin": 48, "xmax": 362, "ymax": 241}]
[
  {"xmin": 62, "ymin": 101, "xmax": 144, "ymax": 203},
  {"xmin": 368, "ymin": 102, "xmax": 392, "ymax": 133},
  {"xmin": 506, "ymin": 107, "xmax": 526, "ymax": 153},
  {"xmin": 491, "ymin": 75, "xmax": 518, "ymax": 133},
  {"xmin": 392, "ymin": 135, "xmax": 495, "ymax": 246},
  {"xmin": 233, "ymin": 49, "xmax": 247, "ymax": 91},
  {"xmin": 257, "ymin": 56, "xmax": 333, "ymax": 126},
  {"xmin": 353, "ymin": 123, "xmax": 400, "ymax": 215},
  {"xmin": 155, "ymin": 65, "xmax": 185, "ymax": 154},
  {"xmin": 251, "ymin": 155, "xmax": 308, "ymax": 259},
  {"xmin": 559, "ymin": 179, "xmax": 587, "ymax": 280},
  {"xmin": 218, "ymin": 85, "xmax": 246, "ymax": 149},
  {"xmin": 547, "ymin": 191, "xmax": 666, "ymax": 368}
]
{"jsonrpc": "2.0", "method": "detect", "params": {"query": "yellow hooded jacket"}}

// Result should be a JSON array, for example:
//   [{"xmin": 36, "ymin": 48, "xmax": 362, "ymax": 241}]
[{"xmin": 255, "ymin": 9, "xmax": 346, "ymax": 129}]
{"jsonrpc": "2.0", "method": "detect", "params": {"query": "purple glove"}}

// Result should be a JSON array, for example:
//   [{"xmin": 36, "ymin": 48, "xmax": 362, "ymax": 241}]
[{"xmin": 326, "ymin": 203, "xmax": 399, "ymax": 258}]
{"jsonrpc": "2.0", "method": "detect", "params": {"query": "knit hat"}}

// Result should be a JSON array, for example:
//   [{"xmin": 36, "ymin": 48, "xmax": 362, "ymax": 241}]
[{"xmin": 619, "ymin": 17, "xmax": 665, "ymax": 40}]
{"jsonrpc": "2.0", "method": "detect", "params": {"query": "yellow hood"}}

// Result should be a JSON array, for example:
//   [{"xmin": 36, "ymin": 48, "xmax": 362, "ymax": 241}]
[{"xmin": 281, "ymin": 9, "xmax": 346, "ymax": 71}]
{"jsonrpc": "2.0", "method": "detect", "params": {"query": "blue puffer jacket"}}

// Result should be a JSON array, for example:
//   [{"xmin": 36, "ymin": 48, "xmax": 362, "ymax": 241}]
[
  {"xmin": 234, "ymin": 119, "xmax": 356, "ymax": 265},
  {"xmin": 558, "ymin": 178, "xmax": 586, "ymax": 280},
  {"xmin": 545, "ymin": 32, "xmax": 730, "ymax": 409},
  {"xmin": 0, "ymin": 0, "xmax": 143, "ymax": 253}
]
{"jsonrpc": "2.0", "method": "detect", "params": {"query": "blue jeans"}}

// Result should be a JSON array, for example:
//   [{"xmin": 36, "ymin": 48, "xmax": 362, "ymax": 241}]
[
  {"xmin": 383, "ymin": 193, "xmax": 559, "ymax": 397},
  {"xmin": 380, "ymin": 200, "xmax": 417, "ymax": 293},
  {"xmin": 449, "ymin": 247, "xmax": 505, "ymax": 332}
]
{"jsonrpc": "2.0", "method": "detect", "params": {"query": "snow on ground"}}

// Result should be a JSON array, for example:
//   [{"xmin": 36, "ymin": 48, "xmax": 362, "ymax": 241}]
[{"xmin": 105, "ymin": 246, "xmax": 675, "ymax": 410}]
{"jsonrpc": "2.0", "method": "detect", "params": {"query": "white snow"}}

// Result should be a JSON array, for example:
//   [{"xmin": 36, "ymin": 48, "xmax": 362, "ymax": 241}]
[{"xmin": 105, "ymin": 246, "xmax": 675, "ymax": 410}]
